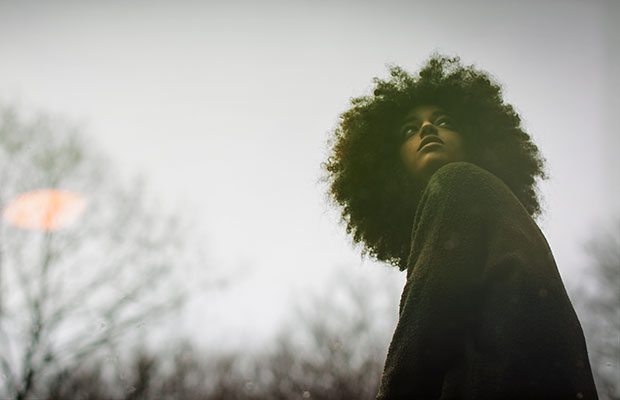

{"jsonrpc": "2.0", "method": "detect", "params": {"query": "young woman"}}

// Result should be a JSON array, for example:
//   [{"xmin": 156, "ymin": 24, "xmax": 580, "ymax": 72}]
[{"xmin": 324, "ymin": 56, "xmax": 598, "ymax": 399}]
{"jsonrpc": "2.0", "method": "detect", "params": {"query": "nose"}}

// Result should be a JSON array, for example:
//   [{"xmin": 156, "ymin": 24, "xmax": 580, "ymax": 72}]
[{"xmin": 419, "ymin": 122, "xmax": 438, "ymax": 138}]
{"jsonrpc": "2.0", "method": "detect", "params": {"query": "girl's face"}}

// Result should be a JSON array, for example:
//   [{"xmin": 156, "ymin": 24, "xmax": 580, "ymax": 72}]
[{"xmin": 399, "ymin": 104, "xmax": 467, "ymax": 185}]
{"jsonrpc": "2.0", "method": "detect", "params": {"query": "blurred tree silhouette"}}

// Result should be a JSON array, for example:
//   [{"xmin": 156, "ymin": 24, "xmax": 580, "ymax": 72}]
[
  {"xmin": 250, "ymin": 268, "xmax": 398, "ymax": 400},
  {"xmin": 42, "ymin": 267, "xmax": 401, "ymax": 399},
  {"xmin": 575, "ymin": 221, "xmax": 620, "ymax": 400},
  {"xmin": 0, "ymin": 105, "xmax": 200, "ymax": 399},
  {"xmin": 38, "ymin": 228, "xmax": 620, "ymax": 399}
]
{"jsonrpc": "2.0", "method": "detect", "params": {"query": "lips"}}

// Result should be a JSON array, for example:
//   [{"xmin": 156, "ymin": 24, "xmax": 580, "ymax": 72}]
[{"xmin": 418, "ymin": 136, "xmax": 444, "ymax": 151}]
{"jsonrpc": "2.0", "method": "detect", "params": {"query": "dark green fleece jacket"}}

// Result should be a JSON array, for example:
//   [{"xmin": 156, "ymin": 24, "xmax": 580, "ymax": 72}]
[{"xmin": 377, "ymin": 162, "xmax": 597, "ymax": 400}]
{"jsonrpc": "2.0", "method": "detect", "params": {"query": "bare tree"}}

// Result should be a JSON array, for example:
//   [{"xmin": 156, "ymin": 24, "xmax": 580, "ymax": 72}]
[
  {"xmin": 256, "ymin": 267, "xmax": 399, "ymax": 400},
  {"xmin": 0, "ymin": 105, "xmax": 202, "ymax": 399},
  {"xmin": 575, "ymin": 221, "xmax": 620, "ymax": 400},
  {"xmin": 40, "ymin": 265, "xmax": 401, "ymax": 399}
]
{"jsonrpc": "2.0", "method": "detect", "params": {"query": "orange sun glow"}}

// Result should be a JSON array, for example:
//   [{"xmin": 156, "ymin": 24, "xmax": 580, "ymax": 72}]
[{"xmin": 2, "ymin": 189, "xmax": 87, "ymax": 231}]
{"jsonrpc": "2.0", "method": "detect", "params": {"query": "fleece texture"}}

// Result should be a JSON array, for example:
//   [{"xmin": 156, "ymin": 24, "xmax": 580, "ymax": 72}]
[{"xmin": 376, "ymin": 162, "xmax": 598, "ymax": 400}]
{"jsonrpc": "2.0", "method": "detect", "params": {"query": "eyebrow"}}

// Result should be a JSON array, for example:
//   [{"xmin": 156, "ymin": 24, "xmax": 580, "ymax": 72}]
[{"xmin": 401, "ymin": 110, "xmax": 447, "ymax": 126}]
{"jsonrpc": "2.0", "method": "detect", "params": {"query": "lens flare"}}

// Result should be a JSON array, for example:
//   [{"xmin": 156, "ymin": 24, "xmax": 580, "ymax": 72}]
[{"xmin": 2, "ymin": 189, "xmax": 86, "ymax": 231}]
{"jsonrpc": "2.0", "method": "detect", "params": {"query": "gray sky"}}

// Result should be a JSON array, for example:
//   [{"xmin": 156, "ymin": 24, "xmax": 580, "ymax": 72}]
[{"xmin": 1, "ymin": 0, "xmax": 618, "ymax": 349}]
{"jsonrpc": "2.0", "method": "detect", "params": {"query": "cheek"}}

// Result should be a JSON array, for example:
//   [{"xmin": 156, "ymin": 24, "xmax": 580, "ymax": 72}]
[{"xmin": 399, "ymin": 140, "xmax": 418, "ymax": 168}]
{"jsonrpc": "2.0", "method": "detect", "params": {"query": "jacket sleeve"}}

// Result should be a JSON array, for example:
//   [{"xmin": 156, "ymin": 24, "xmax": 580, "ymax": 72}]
[
  {"xmin": 376, "ymin": 162, "xmax": 498, "ymax": 399},
  {"xmin": 376, "ymin": 162, "xmax": 598, "ymax": 399},
  {"xmin": 377, "ymin": 161, "xmax": 577, "ymax": 399}
]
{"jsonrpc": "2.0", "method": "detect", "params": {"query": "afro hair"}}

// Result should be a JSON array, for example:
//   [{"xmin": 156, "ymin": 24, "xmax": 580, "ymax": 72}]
[{"xmin": 324, "ymin": 55, "xmax": 546, "ymax": 269}]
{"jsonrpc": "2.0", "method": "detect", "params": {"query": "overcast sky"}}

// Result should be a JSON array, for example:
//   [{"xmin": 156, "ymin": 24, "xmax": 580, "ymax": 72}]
[{"xmin": 1, "ymin": 0, "xmax": 618, "ymax": 349}]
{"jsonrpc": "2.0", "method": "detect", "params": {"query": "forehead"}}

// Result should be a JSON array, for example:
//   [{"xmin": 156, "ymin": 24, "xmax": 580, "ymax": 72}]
[{"xmin": 402, "ymin": 104, "xmax": 446, "ymax": 123}]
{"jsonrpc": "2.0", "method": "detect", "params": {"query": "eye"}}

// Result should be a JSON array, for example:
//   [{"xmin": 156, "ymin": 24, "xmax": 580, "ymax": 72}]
[
  {"xmin": 401, "ymin": 124, "xmax": 419, "ymax": 138},
  {"xmin": 435, "ymin": 116, "xmax": 455, "ymax": 129}
]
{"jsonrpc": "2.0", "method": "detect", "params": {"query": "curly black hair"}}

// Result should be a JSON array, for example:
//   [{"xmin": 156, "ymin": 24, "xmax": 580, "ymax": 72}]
[{"xmin": 324, "ymin": 55, "xmax": 546, "ymax": 270}]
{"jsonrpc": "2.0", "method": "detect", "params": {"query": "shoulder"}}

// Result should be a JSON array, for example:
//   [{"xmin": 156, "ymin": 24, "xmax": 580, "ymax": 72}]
[
  {"xmin": 412, "ymin": 162, "xmax": 533, "ymax": 234},
  {"xmin": 428, "ymin": 162, "xmax": 506, "ymax": 195},
  {"xmin": 424, "ymin": 162, "xmax": 521, "ymax": 211}
]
